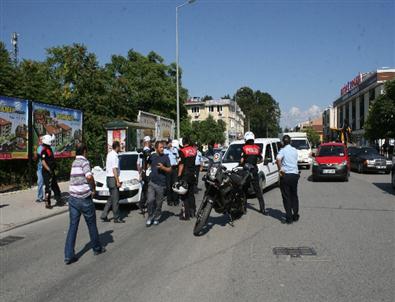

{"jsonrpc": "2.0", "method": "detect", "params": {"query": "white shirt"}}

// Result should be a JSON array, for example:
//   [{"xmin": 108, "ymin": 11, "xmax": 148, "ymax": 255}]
[{"xmin": 106, "ymin": 150, "xmax": 119, "ymax": 177}]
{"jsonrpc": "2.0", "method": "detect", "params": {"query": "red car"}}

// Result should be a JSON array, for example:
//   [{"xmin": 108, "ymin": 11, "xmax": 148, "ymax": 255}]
[{"xmin": 312, "ymin": 143, "xmax": 350, "ymax": 182}]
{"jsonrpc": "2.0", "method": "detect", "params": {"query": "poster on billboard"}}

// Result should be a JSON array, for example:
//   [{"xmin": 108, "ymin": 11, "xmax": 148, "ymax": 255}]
[
  {"xmin": 136, "ymin": 111, "xmax": 174, "ymax": 147},
  {"xmin": 0, "ymin": 96, "xmax": 29, "ymax": 160},
  {"xmin": 158, "ymin": 116, "xmax": 174, "ymax": 141},
  {"xmin": 32, "ymin": 102, "xmax": 83, "ymax": 158},
  {"xmin": 107, "ymin": 129, "xmax": 127, "ymax": 152}
]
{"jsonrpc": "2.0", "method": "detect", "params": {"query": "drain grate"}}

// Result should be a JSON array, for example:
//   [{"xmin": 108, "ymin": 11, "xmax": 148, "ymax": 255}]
[
  {"xmin": 273, "ymin": 247, "xmax": 316, "ymax": 258},
  {"xmin": 0, "ymin": 235, "xmax": 24, "ymax": 247}
]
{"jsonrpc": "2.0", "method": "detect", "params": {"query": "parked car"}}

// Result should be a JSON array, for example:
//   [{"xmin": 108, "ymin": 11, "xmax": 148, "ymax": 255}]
[
  {"xmin": 284, "ymin": 132, "xmax": 312, "ymax": 169},
  {"xmin": 92, "ymin": 151, "xmax": 142, "ymax": 204},
  {"xmin": 221, "ymin": 138, "xmax": 281, "ymax": 190},
  {"xmin": 391, "ymin": 157, "xmax": 395, "ymax": 189},
  {"xmin": 349, "ymin": 147, "xmax": 392, "ymax": 174},
  {"xmin": 312, "ymin": 142, "xmax": 350, "ymax": 182}
]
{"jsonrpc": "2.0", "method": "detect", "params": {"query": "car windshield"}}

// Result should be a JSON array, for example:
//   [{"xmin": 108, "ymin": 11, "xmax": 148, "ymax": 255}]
[
  {"xmin": 119, "ymin": 154, "xmax": 138, "ymax": 171},
  {"xmin": 291, "ymin": 139, "xmax": 310, "ymax": 150},
  {"xmin": 223, "ymin": 143, "xmax": 263, "ymax": 163},
  {"xmin": 358, "ymin": 148, "xmax": 379, "ymax": 155},
  {"xmin": 318, "ymin": 146, "xmax": 345, "ymax": 157}
]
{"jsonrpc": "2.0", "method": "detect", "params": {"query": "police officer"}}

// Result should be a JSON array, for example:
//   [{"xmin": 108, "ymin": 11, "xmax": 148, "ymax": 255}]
[
  {"xmin": 138, "ymin": 136, "xmax": 153, "ymax": 215},
  {"xmin": 194, "ymin": 143, "xmax": 203, "ymax": 193},
  {"xmin": 164, "ymin": 139, "xmax": 179, "ymax": 206},
  {"xmin": 178, "ymin": 137, "xmax": 197, "ymax": 220},
  {"xmin": 40, "ymin": 134, "xmax": 63, "ymax": 209},
  {"xmin": 240, "ymin": 131, "xmax": 267, "ymax": 215}
]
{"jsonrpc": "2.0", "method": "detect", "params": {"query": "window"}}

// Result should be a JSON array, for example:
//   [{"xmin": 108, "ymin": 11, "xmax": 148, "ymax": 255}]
[
  {"xmin": 223, "ymin": 143, "xmax": 263, "ymax": 163},
  {"xmin": 351, "ymin": 99, "xmax": 356, "ymax": 130},
  {"xmin": 264, "ymin": 144, "xmax": 273, "ymax": 162},
  {"xmin": 271, "ymin": 142, "xmax": 278, "ymax": 157},
  {"xmin": 277, "ymin": 142, "xmax": 282, "ymax": 152},
  {"xmin": 191, "ymin": 107, "xmax": 200, "ymax": 113},
  {"xmin": 217, "ymin": 105, "xmax": 223, "ymax": 112},
  {"xmin": 209, "ymin": 106, "xmax": 214, "ymax": 112},
  {"xmin": 359, "ymin": 95, "xmax": 364, "ymax": 129},
  {"xmin": 339, "ymin": 107, "xmax": 343, "ymax": 127},
  {"xmin": 317, "ymin": 146, "xmax": 345, "ymax": 157},
  {"xmin": 345, "ymin": 105, "xmax": 350, "ymax": 127},
  {"xmin": 369, "ymin": 89, "xmax": 375, "ymax": 101}
]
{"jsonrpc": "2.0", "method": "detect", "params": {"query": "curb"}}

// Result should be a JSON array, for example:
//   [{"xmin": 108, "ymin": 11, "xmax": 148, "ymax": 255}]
[{"xmin": 0, "ymin": 208, "xmax": 69, "ymax": 234}]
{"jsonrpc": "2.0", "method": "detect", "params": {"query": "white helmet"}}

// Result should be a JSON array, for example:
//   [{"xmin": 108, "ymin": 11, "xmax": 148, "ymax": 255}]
[
  {"xmin": 172, "ymin": 180, "xmax": 188, "ymax": 195},
  {"xmin": 172, "ymin": 139, "xmax": 180, "ymax": 149},
  {"xmin": 244, "ymin": 131, "xmax": 255, "ymax": 141},
  {"xmin": 42, "ymin": 134, "xmax": 55, "ymax": 145},
  {"xmin": 178, "ymin": 137, "xmax": 184, "ymax": 148},
  {"xmin": 143, "ymin": 136, "xmax": 151, "ymax": 143}
]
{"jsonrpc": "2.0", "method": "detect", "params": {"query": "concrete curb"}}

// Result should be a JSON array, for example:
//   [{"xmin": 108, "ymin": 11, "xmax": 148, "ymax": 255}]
[{"xmin": 0, "ymin": 208, "xmax": 68, "ymax": 234}]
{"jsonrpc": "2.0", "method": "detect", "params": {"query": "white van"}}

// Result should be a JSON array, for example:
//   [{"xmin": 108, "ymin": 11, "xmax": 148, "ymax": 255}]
[
  {"xmin": 283, "ymin": 132, "xmax": 312, "ymax": 169},
  {"xmin": 221, "ymin": 138, "xmax": 281, "ymax": 190}
]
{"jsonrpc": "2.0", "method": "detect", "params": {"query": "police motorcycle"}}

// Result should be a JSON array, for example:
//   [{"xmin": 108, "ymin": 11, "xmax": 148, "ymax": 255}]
[{"xmin": 193, "ymin": 153, "xmax": 251, "ymax": 236}]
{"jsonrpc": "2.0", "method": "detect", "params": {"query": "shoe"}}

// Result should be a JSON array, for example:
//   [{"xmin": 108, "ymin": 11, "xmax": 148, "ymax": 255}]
[
  {"xmin": 293, "ymin": 214, "xmax": 300, "ymax": 222},
  {"xmin": 146, "ymin": 219, "xmax": 152, "ymax": 227},
  {"xmin": 35, "ymin": 199, "xmax": 43, "ymax": 203},
  {"xmin": 167, "ymin": 202, "xmax": 174, "ymax": 206},
  {"xmin": 281, "ymin": 218, "xmax": 293, "ymax": 224},
  {"xmin": 179, "ymin": 216, "xmax": 190, "ymax": 221},
  {"xmin": 261, "ymin": 209, "xmax": 269, "ymax": 216},
  {"xmin": 55, "ymin": 201, "xmax": 65, "ymax": 207},
  {"xmin": 64, "ymin": 256, "xmax": 78, "ymax": 265},
  {"xmin": 93, "ymin": 247, "xmax": 106, "ymax": 256},
  {"xmin": 114, "ymin": 219, "xmax": 125, "ymax": 223},
  {"xmin": 153, "ymin": 220, "xmax": 159, "ymax": 225},
  {"xmin": 45, "ymin": 204, "xmax": 53, "ymax": 209},
  {"xmin": 101, "ymin": 217, "xmax": 110, "ymax": 222}
]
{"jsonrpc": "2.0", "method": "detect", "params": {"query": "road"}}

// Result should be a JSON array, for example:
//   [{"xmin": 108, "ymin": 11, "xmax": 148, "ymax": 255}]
[{"xmin": 1, "ymin": 170, "xmax": 394, "ymax": 302}]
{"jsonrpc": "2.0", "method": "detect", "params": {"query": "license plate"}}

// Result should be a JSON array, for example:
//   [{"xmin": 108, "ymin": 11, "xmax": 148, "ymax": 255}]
[
  {"xmin": 377, "ymin": 166, "xmax": 386, "ymax": 169},
  {"xmin": 323, "ymin": 169, "xmax": 336, "ymax": 174},
  {"xmin": 97, "ymin": 190, "xmax": 110, "ymax": 196}
]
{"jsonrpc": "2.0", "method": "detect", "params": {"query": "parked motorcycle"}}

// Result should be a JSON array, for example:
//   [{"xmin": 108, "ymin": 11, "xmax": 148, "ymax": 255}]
[{"xmin": 193, "ymin": 160, "xmax": 251, "ymax": 236}]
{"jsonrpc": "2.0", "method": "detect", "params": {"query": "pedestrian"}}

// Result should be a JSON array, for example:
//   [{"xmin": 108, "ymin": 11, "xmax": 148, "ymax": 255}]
[
  {"xmin": 64, "ymin": 143, "xmax": 105, "ymax": 265},
  {"xmin": 146, "ymin": 141, "xmax": 172, "ymax": 226},
  {"xmin": 137, "ymin": 136, "xmax": 153, "ymax": 214},
  {"xmin": 276, "ymin": 134, "xmax": 300, "ymax": 224},
  {"xmin": 35, "ymin": 137, "xmax": 44, "ymax": 203},
  {"xmin": 100, "ymin": 141, "xmax": 125, "ymax": 223},
  {"xmin": 240, "ymin": 131, "xmax": 267, "ymax": 215},
  {"xmin": 40, "ymin": 134, "xmax": 63, "ymax": 209},
  {"xmin": 164, "ymin": 139, "xmax": 179, "ymax": 206},
  {"xmin": 178, "ymin": 137, "xmax": 197, "ymax": 220},
  {"xmin": 194, "ymin": 143, "xmax": 203, "ymax": 193}
]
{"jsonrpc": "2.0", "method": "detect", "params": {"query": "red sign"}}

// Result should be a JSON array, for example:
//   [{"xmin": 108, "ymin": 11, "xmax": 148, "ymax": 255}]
[{"xmin": 341, "ymin": 74, "xmax": 362, "ymax": 96}]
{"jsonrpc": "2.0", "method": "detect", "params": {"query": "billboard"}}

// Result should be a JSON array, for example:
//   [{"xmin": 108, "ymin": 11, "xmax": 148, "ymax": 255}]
[
  {"xmin": 0, "ymin": 96, "xmax": 29, "ymax": 160},
  {"xmin": 136, "ymin": 111, "xmax": 174, "ymax": 146},
  {"xmin": 32, "ymin": 102, "xmax": 83, "ymax": 158},
  {"xmin": 107, "ymin": 129, "xmax": 126, "ymax": 152}
]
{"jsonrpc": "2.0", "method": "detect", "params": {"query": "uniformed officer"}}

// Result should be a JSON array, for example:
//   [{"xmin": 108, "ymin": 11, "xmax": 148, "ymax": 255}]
[
  {"xmin": 164, "ymin": 139, "xmax": 179, "ymax": 206},
  {"xmin": 40, "ymin": 134, "xmax": 63, "ymax": 209},
  {"xmin": 240, "ymin": 131, "xmax": 267, "ymax": 215},
  {"xmin": 194, "ymin": 143, "xmax": 203, "ymax": 193},
  {"xmin": 138, "ymin": 136, "xmax": 153, "ymax": 214}
]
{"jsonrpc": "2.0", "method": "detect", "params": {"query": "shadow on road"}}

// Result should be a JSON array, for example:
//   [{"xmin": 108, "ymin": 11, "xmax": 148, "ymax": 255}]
[
  {"xmin": 306, "ymin": 175, "xmax": 346, "ymax": 182},
  {"xmin": 266, "ymin": 208, "xmax": 285, "ymax": 222},
  {"xmin": 372, "ymin": 182, "xmax": 395, "ymax": 195},
  {"xmin": 159, "ymin": 210, "xmax": 175, "ymax": 223},
  {"xmin": 196, "ymin": 214, "xmax": 230, "ymax": 236},
  {"xmin": 76, "ymin": 230, "xmax": 114, "ymax": 259},
  {"xmin": 0, "ymin": 204, "xmax": 9, "ymax": 208}
]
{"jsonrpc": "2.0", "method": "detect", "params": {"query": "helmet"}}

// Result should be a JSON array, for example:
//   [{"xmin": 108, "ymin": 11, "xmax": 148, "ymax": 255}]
[
  {"xmin": 172, "ymin": 139, "xmax": 180, "ymax": 149},
  {"xmin": 244, "ymin": 131, "xmax": 255, "ymax": 141},
  {"xmin": 143, "ymin": 136, "xmax": 151, "ymax": 143},
  {"xmin": 178, "ymin": 137, "xmax": 183, "ymax": 148},
  {"xmin": 42, "ymin": 134, "xmax": 55, "ymax": 145},
  {"xmin": 172, "ymin": 180, "xmax": 188, "ymax": 195}
]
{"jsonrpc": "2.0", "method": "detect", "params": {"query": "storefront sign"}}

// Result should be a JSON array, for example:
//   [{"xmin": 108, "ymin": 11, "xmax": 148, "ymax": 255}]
[
  {"xmin": 341, "ymin": 74, "xmax": 362, "ymax": 96},
  {"xmin": 0, "ymin": 96, "xmax": 29, "ymax": 160}
]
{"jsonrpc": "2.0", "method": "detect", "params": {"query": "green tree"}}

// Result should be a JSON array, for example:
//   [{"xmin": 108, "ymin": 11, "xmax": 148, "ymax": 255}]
[
  {"xmin": 364, "ymin": 80, "xmax": 395, "ymax": 140},
  {"xmin": 304, "ymin": 127, "xmax": 321, "ymax": 147},
  {"xmin": 0, "ymin": 42, "xmax": 15, "ymax": 96},
  {"xmin": 181, "ymin": 115, "xmax": 226, "ymax": 145},
  {"xmin": 201, "ymin": 95, "xmax": 213, "ymax": 101}
]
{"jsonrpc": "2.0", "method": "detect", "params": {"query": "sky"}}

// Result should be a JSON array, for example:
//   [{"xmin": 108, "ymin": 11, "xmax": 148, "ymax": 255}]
[{"xmin": 1, "ymin": 0, "xmax": 394, "ymax": 128}]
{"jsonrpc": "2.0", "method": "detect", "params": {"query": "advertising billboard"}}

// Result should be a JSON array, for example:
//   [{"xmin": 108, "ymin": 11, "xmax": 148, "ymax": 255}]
[
  {"xmin": 0, "ymin": 96, "xmax": 29, "ymax": 160},
  {"xmin": 32, "ymin": 102, "xmax": 83, "ymax": 158},
  {"xmin": 107, "ymin": 129, "xmax": 127, "ymax": 152},
  {"xmin": 136, "ymin": 111, "xmax": 174, "ymax": 146}
]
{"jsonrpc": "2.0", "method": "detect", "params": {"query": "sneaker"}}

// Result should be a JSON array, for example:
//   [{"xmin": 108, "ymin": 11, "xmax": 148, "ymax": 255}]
[
  {"xmin": 35, "ymin": 199, "xmax": 43, "ymax": 203},
  {"xmin": 146, "ymin": 219, "xmax": 152, "ymax": 227},
  {"xmin": 153, "ymin": 220, "xmax": 159, "ymax": 225},
  {"xmin": 64, "ymin": 256, "xmax": 78, "ymax": 265},
  {"xmin": 93, "ymin": 247, "xmax": 106, "ymax": 256}
]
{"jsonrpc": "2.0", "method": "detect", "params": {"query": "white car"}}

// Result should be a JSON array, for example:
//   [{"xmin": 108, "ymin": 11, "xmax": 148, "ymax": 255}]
[
  {"xmin": 92, "ymin": 151, "xmax": 143, "ymax": 204},
  {"xmin": 283, "ymin": 132, "xmax": 312, "ymax": 169},
  {"xmin": 221, "ymin": 138, "xmax": 281, "ymax": 190}
]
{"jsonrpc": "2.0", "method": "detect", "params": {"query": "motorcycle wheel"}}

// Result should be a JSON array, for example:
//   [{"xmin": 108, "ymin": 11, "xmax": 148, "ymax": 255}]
[{"xmin": 193, "ymin": 199, "xmax": 213, "ymax": 236}]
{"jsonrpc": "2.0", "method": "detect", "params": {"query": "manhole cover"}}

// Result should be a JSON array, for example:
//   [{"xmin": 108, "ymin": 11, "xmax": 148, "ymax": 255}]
[
  {"xmin": 273, "ymin": 247, "xmax": 316, "ymax": 258},
  {"xmin": 0, "ymin": 235, "xmax": 24, "ymax": 247}
]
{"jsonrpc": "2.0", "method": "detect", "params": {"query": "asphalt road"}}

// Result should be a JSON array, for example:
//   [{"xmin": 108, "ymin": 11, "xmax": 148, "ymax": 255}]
[{"xmin": 1, "ymin": 170, "xmax": 394, "ymax": 302}]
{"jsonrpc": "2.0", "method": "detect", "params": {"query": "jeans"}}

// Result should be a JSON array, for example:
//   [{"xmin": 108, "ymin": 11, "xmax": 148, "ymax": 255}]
[
  {"xmin": 37, "ymin": 163, "xmax": 44, "ymax": 200},
  {"xmin": 280, "ymin": 173, "xmax": 300, "ymax": 220},
  {"xmin": 147, "ymin": 182, "xmax": 166, "ymax": 220},
  {"xmin": 64, "ymin": 195, "xmax": 102, "ymax": 260}
]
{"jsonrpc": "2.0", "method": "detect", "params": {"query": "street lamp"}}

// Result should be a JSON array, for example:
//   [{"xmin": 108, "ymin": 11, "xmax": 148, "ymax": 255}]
[{"xmin": 176, "ymin": 0, "xmax": 196, "ymax": 139}]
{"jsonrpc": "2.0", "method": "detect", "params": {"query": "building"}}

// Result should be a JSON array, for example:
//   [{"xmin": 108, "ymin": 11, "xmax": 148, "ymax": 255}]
[
  {"xmin": 58, "ymin": 123, "xmax": 72, "ymax": 142},
  {"xmin": 185, "ymin": 98, "xmax": 246, "ymax": 146},
  {"xmin": 332, "ymin": 69, "xmax": 395, "ymax": 146},
  {"xmin": 44, "ymin": 125, "xmax": 62, "ymax": 146},
  {"xmin": 322, "ymin": 106, "xmax": 337, "ymax": 142},
  {"xmin": 297, "ymin": 117, "xmax": 324, "ymax": 143},
  {"xmin": 0, "ymin": 118, "xmax": 12, "ymax": 137}
]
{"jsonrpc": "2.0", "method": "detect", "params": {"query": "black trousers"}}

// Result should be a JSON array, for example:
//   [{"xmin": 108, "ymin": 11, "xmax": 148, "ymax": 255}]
[
  {"xmin": 279, "ymin": 173, "xmax": 300, "ymax": 219},
  {"xmin": 195, "ymin": 166, "xmax": 200, "ymax": 187},
  {"xmin": 180, "ymin": 181, "xmax": 195, "ymax": 219},
  {"xmin": 251, "ymin": 170, "xmax": 265, "ymax": 212},
  {"xmin": 167, "ymin": 166, "xmax": 178, "ymax": 204},
  {"xmin": 43, "ymin": 170, "xmax": 61, "ymax": 202}
]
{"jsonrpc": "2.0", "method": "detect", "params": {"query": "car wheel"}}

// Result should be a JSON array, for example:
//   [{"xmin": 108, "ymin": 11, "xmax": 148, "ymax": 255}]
[
  {"xmin": 306, "ymin": 165, "xmax": 310, "ymax": 170},
  {"xmin": 343, "ymin": 174, "xmax": 349, "ymax": 182},
  {"xmin": 312, "ymin": 174, "xmax": 319, "ymax": 182},
  {"xmin": 358, "ymin": 163, "xmax": 363, "ymax": 174},
  {"xmin": 392, "ymin": 172, "xmax": 395, "ymax": 189}
]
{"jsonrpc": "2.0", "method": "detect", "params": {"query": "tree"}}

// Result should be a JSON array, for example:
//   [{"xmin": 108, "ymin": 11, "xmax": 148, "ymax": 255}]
[
  {"xmin": 180, "ymin": 115, "xmax": 226, "ymax": 145},
  {"xmin": 0, "ymin": 42, "xmax": 15, "ymax": 96},
  {"xmin": 364, "ymin": 80, "xmax": 395, "ymax": 140},
  {"xmin": 304, "ymin": 127, "xmax": 321, "ymax": 147},
  {"xmin": 201, "ymin": 95, "xmax": 213, "ymax": 101},
  {"xmin": 221, "ymin": 94, "xmax": 231, "ymax": 99}
]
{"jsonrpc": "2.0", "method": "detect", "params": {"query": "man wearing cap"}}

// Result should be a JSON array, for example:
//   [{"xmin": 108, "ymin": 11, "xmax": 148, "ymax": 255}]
[
  {"xmin": 40, "ymin": 134, "xmax": 63, "ymax": 209},
  {"xmin": 164, "ymin": 139, "xmax": 179, "ymax": 206}
]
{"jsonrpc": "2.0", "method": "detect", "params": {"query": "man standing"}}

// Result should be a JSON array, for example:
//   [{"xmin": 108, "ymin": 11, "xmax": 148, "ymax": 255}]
[
  {"xmin": 276, "ymin": 135, "xmax": 300, "ymax": 224},
  {"xmin": 164, "ymin": 139, "xmax": 179, "ymax": 206},
  {"xmin": 40, "ymin": 134, "xmax": 63, "ymax": 209},
  {"xmin": 101, "ymin": 141, "xmax": 124, "ymax": 223},
  {"xmin": 35, "ymin": 137, "xmax": 44, "ymax": 203},
  {"xmin": 64, "ymin": 143, "xmax": 105, "ymax": 265},
  {"xmin": 240, "ymin": 131, "xmax": 267, "ymax": 215},
  {"xmin": 146, "ymin": 141, "xmax": 172, "ymax": 226},
  {"xmin": 138, "ymin": 136, "xmax": 153, "ymax": 214},
  {"xmin": 194, "ymin": 143, "xmax": 203, "ymax": 193},
  {"xmin": 178, "ymin": 137, "xmax": 197, "ymax": 220}
]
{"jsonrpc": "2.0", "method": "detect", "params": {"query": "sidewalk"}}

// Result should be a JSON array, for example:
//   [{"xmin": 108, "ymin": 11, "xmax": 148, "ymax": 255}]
[{"xmin": 0, "ymin": 182, "xmax": 70, "ymax": 233}]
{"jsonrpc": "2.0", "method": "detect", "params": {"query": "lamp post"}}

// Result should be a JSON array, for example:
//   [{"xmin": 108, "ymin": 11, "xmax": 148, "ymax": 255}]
[{"xmin": 176, "ymin": 0, "xmax": 196, "ymax": 139}]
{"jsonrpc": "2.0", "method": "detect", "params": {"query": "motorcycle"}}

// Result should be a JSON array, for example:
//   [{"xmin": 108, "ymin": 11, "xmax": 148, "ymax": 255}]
[{"xmin": 193, "ymin": 160, "xmax": 251, "ymax": 236}]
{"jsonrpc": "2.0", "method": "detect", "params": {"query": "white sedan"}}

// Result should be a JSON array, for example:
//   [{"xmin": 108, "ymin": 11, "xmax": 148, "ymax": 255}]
[{"xmin": 92, "ymin": 151, "xmax": 143, "ymax": 204}]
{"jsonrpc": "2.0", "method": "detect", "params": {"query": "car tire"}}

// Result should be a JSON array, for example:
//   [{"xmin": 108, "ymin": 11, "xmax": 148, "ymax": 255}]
[
  {"xmin": 385, "ymin": 170, "xmax": 390, "ymax": 174},
  {"xmin": 343, "ymin": 174, "xmax": 349, "ymax": 182},
  {"xmin": 312, "ymin": 174, "xmax": 319, "ymax": 182},
  {"xmin": 358, "ymin": 163, "xmax": 363, "ymax": 174},
  {"xmin": 392, "ymin": 172, "xmax": 395, "ymax": 189},
  {"xmin": 306, "ymin": 165, "xmax": 310, "ymax": 170}
]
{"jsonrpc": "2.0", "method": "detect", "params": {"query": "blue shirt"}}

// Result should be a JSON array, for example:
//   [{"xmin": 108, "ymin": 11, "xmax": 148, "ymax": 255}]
[
  {"xmin": 149, "ymin": 153, "xmax": 171, "ymax": 186},
  {"xmin": 164, "ymin": 147, "xmax": 178, "ymax": 166},
  {"xmin": 277, "ymin": 145, "xmax": 299, "ymax": 174},
  {"xmin": 37, "ymin": 145, "xmax": 43, "ymax": 168}
]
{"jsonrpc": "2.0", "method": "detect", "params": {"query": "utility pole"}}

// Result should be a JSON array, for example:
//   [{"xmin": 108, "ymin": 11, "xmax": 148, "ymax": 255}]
[{"xmin": 11, "ymin": 32, "xmax": 19, "ymax": 66}]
